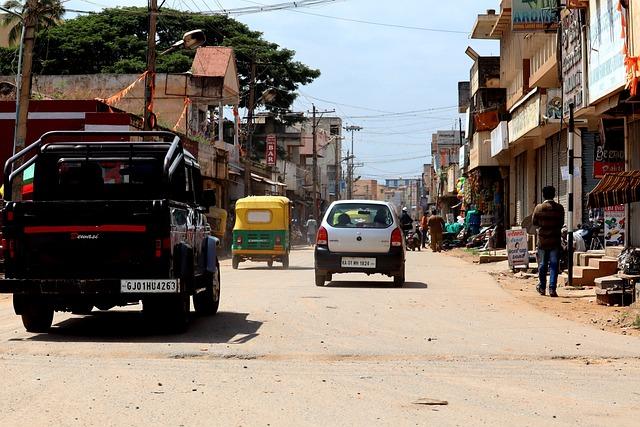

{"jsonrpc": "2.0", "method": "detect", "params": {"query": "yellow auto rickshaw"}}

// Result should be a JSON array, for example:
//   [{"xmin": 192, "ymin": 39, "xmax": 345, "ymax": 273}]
[{"xmin": 232, "ymin": 196, "xmax": 292, "ymax": 269}]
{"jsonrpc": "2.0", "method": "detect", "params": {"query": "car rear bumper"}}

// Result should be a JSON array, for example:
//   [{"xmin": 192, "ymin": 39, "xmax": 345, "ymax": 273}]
[{"xmin": 314, "ymin": 246, "xmax": 404, "ymax": 275}]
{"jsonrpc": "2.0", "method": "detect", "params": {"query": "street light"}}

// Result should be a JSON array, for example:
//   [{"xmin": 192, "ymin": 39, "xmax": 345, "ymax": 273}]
[
  {"xmin": 0, "ymin": 6, "xmax": 25, "ymax": 156},
  {"xmin": 160, "ymin": 29, "xmax": 206, "ymax": 55}
]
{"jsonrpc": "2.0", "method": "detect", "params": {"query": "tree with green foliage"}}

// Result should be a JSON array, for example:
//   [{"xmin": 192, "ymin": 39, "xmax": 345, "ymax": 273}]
[
  {"xmin": 0, "ymin": 0, "xmax": 65, "ymax": 46},
  {"xmin": 0, "ymin": 7, "xmax": 320, "ymax": 113}
]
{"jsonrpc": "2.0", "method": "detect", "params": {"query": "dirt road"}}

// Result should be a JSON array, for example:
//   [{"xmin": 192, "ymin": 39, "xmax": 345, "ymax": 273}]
[{"xmin": 1, "ymin": 248, "xmax": 640, "ymax": 426}]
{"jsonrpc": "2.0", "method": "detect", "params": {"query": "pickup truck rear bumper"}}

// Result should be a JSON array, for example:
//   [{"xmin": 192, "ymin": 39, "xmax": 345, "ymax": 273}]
[{"xmin": 0, "ymin": 278, "xmax": 180, "ymax": 296}]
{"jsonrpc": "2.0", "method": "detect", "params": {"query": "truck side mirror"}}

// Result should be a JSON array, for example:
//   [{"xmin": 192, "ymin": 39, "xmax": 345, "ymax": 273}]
[{"xmin": 202, "ymin": 189, "xmax": 216, "ymax": 208}]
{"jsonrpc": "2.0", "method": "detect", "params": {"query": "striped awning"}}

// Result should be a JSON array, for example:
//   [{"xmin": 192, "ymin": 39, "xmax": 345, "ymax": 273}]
[{"xmin": 588, "ymin": 171, "xmax": 640, "ymax": 208}]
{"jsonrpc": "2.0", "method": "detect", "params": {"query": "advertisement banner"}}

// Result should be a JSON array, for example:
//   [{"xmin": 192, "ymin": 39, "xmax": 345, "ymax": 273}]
[
  {"xmin": 506, "ymin": 229, "xmax": 529, "ymax": 269},
  {"xmin": 512, "ymin": 0, "xmax": 559, "ymax": 32},
  {"xmin": 266, "ymin": 134, "xmax": 277, "ymax": 166},
  {"xmin": 588, "ymin": 1, "xmax": 625, "ymax": 104},
  {"xmin": 594, "ymin": 119, "xmax": 625, "ymax": 178},
  {"xmin": 604, "ymin": 205, "xmax": 625, "ymax": 247}
]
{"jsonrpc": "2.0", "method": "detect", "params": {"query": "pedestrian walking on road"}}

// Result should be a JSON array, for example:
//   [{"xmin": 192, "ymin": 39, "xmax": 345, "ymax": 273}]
[
  {"xmin": 532, "ymin": 186, "xmax": 565, "ymax": 298},
  {"xmin": 305, "ymin": 215, "xmax": 318, "ymax": 246},
  {"xmin": 420, "ymin": 210, "xmax": 429, "ymax": 249},
  {"xmin": 427, "ymin": 209, "xmax": 445, "ymax": 252}
]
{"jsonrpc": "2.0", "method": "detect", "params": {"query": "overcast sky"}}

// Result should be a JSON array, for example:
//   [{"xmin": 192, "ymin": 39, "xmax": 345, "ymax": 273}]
[{"xmin": 67, "ymin": 0, "xmax": 500, "ymax": 181}]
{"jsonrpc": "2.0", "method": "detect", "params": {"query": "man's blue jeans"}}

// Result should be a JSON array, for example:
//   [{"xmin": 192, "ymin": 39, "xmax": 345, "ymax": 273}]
[{"xmin": 538, "ymin": 248, "xmax": 560, "ymax": 291}]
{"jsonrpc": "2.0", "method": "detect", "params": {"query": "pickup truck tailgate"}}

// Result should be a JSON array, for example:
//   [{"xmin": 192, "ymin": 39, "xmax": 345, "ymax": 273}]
[{"xmin": 4, "ymin": 201, "xmax": 168, "ymax": 279}]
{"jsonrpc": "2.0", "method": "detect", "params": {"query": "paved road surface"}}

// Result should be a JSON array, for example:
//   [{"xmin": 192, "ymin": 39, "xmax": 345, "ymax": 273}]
[{"xmin": 1, "ymin": 248, "xmax": 639, "ymax": 426}]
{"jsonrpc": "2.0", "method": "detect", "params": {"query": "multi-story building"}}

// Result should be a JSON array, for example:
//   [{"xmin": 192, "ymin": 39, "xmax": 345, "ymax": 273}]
[
  {"xmin": 467, "ymin": 1, "xmax": 640, "ymax": 247},
  {"xmin": 352, "ymin": 179, "xmax": 379, "ymax": 200}
]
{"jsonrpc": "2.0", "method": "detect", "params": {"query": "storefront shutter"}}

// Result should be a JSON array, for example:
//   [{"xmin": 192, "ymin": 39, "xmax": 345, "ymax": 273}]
[{"xmin": 515, "ymin": 152, "xmax": 527, "ymax": 224}]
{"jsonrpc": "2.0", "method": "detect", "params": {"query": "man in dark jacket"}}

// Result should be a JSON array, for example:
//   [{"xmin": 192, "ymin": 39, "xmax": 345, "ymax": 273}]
[{"xmin": 532, "ymin": 186, "xmax": 565, "ymax": 297}]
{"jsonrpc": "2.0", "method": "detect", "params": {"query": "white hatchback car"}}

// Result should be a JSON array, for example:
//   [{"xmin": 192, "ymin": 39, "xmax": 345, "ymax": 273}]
[{"xmin": 314, "ymin": 200, "xmax": 406, "ymax": 287}]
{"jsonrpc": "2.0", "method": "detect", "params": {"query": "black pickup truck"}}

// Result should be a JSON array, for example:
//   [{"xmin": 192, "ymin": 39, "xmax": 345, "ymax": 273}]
[{"xmin": 0, "ymin": 131, "xmax": 221, "ymax": 332}]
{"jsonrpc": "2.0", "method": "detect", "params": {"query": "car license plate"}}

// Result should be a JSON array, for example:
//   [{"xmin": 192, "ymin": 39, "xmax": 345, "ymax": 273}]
[
  {"xmin": 341, "ymin": 257, "xmax": 376, "ymax": 268},
  {"xmin": 120, "ymin": 279, "xmax": 179, "ymax": 293}
]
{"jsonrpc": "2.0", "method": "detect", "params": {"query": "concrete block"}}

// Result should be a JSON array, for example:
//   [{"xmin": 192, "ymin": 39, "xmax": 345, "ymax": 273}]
[
  {"xmin": 605, "ymin": 246, "xmax": 624, "ymax": 259},
  {"xmin": 588, "ymin": 258, "xmax": 619, "ymax": 276},
  {"xmin": 579, "ymin": 253, "xmax": 603, "ymax": 267},
  {"xmin": 594, "ymin": 275, "xmax": 624, "ymax": 290}
]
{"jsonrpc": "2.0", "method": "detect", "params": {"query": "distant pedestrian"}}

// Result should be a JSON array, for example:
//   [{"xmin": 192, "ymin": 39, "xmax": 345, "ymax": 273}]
[
  {"xmin": 427, "ymin": 209, "xmax": 445, "ymax": 252},
  {"xmin": 305, "ymin": 215, "xmax": 318, "ymax": 246},
  {"xmin": 400, "ymin": 207, "xmax": 413, "ymax": 233},
  {"xmin": 420, "ymin": 210, "xmax": 429, "ymax": 249},
  {"xmin": 532, "ymin": 186, "xmax": 565, "ymax": 298}
]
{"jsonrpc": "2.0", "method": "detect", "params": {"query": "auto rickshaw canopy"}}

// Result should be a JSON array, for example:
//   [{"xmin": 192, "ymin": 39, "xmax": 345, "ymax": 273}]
[{"xmin": 234, "ymin": 196, "xmax": 292, "ymax": 231}]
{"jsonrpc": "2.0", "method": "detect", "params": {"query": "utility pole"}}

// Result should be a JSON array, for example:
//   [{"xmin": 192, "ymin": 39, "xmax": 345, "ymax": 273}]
[
  {"xmin": 334, "ymin": 135, "xmax": 340, "ymax": 200},
  {"xmin": 244, "ymin": 59, "xmax": 257, "ymax": 197},
  {"xmin": 344, "ymin": 125, "xmax": 362, "ymax": 199},
  {"xmin": 10, "ymin": 0, "xmax": 37, "ymax": 197},
  {"xmin": 15, "ymin": 0, "xmax": 37, "ymax": 153},
  {"xmin": 143, "ymin": 0, "xmax": 159, "ymax": 130},
  {"xmin": 310, "ymin": 105, "xmax": 335, "ymax": 219},
  {"xmin": 567, "ymin": 103, "xmax": 575, "ymax": 287}
]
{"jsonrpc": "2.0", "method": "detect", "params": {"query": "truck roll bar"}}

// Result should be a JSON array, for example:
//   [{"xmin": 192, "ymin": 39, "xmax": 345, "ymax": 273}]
[{"xmin": 3, "ymin": 130, "xmax": 182, "ymax": 201}]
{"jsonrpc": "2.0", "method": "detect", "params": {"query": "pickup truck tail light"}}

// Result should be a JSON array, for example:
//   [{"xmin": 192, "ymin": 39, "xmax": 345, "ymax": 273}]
[
  {"xmin": 390, "ymin": 227, "xmax": 403, "ymax": 247},
  {"xmin": 316, "ymin": 226, "xmax": 328, "ymax": 246}
]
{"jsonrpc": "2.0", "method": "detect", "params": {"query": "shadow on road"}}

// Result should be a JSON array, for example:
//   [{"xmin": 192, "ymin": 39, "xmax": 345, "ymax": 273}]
[
  {"xmin": 240, "ymin": 266, "xmax": 314, "ymax": 271},
  {"xmin": 325, "ymin": 281, "xmax": 428, "ymax": 289},
  {"xmin": 16, "ymin": 311, "xmax": 262, "ymax": 344}
]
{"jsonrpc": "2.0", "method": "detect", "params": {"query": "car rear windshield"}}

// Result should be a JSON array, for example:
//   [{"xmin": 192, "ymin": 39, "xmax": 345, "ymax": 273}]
[{"xmin": 327, "ymin": 203, "xmax": 393, "ymax": 228}]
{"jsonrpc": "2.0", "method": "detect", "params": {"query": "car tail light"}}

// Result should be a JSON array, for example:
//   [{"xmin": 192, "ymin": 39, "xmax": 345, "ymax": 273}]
[
  {"xmin": 6, "ymin": 211, "xmax": 13, "ymax": 222},
  {"xmin": 316, "ymin": 226, "xmax": 328, "ymax": 246},
  {"xmin": 2, "ymin": 239, "xmax": 16, "ymax": 259},
  {"xmin": 275, "ymin": 235, "xmax": 282, "ymax": 246},
  {"xmin": 391, "ymin": 227, "xmax": 403, "ymax": 247},
  {"xmin": 155, "ymin": 237, "xmax": 171, "ymax": 258}
]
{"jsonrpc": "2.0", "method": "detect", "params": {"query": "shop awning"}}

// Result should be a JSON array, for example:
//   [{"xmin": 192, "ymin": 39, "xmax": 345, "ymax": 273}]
[{"xmin": 588, "ymin": 171, "xmax": 640, "ymax": 208}]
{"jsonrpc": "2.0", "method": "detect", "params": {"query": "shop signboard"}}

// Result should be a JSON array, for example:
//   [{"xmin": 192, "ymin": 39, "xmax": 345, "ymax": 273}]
[
  {"xmin": 491, "ymin": 121, "xmax": 509, "ymax": 157},
  {"xmin": 588, "ymin": 1, "xmax": 625, "ymax": 104},
  {"xmin": 508, "ymin": 95, "xmax": 540, "ymax": 143},
  {"xmin": 266, "ymin": 134, "xmax": 277, "ymax": 166},
  {"xmin": 604, "ymin": 205, "xmax": 625, "ymax": 247},
  {"xmin": 562, "ymin": 9, "xmax": 585, "ymax": 117},
  {"xmin": 506, "ymin": 229, "xmax": 529, "ymax": 269},
  {"xmin": 512, "ymin": 0, "xmax": 559, "ymax": 32},
  {"xmin": 594, "ymin": 118, "xmax": 625, "ymax": 178}
]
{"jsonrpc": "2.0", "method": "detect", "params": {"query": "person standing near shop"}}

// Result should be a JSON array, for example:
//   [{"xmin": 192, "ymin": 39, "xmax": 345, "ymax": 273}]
[
  {"xmin": 427, "ymin": 208, "xmax": 446, "ymax": 252},
  {"xmin": 532, "ymin": 186, "xmax": 565, "ymax": 298},
  {"xmin": 420, "ymin": 210, "xmax": 429, "ymax": 249},
  {"xmin": 305, "ymin": 214, "xmax": 318, "ymax": 246}
]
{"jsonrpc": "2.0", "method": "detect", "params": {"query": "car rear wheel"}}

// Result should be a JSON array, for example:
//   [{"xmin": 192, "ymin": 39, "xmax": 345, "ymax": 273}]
[
  {"xmin": 315, "ymin": 271, "xmax": 325, "ymax": 287},
  {"xmin": 393, "ymin": 263, "xmax": 405, "ymax": 288}
]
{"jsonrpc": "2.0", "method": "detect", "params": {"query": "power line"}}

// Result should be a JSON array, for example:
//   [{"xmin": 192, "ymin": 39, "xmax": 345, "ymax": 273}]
[{"xmin": 235, "ymin": 0, "xmax": 468, "ymax": 33}]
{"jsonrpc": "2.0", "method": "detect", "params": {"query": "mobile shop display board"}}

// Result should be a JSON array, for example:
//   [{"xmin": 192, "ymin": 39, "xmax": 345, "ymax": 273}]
[{"xmin": 506, "ymin": 228, "xmax": 529, "ymax": 269}]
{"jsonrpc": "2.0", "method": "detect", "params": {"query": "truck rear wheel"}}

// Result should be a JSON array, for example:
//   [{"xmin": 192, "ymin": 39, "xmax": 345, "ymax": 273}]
[
  {"xmin": 194, "ymin": 265, "xmax": 221, "ymax": 316},
  {"xmin": 20, "ymin": 300, "xmax": 54, "ymax": 333}
]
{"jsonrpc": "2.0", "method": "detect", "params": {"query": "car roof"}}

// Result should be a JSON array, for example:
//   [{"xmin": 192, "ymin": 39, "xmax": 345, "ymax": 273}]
[{"xmin": 331, "ymin": 199, "xmax": 390, "ymax": 206}]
